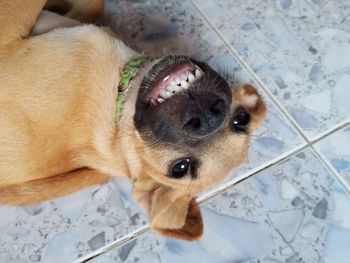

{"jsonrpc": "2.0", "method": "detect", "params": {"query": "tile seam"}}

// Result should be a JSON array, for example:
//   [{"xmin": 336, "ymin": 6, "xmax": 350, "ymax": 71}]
[
  {"xmin": 78, "ymin": 1, "xmax": 350, "ymax": 260},
  {"xmin": 77, "ymin": 143, "xmax": 308, "ymax": 262},
  {"xmin": 188, "ymin": 0, "xmax": 348, "ymax": 144}
]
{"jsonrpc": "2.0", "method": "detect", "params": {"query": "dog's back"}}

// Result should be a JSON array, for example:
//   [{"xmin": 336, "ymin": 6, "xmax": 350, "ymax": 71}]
[{"xmin": 0, "ymin": 5, "xmax": 119, "ymax": 187}]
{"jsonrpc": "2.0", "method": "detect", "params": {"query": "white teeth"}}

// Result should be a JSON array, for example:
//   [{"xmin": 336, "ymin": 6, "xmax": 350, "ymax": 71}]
[
  {"xmin": 160, "ymin": 90, "xmax": 172, "ymax": 99},
  {"xmin": 159, "ymin": 90, "xmax": 167, "ymax": 98},
  {"xmin": 166, "ymin": 85, "xmax": 174, "ymax": 93},
  {"xmin": 188, "ymin": 73, "xmax": 195, "ymax": 82},
  {"xmin": 181, "ymin": 80, "xmax": 189, "ymax": 89},
  {"xmin": 195, "ymin": 68, "xmax": 203, "ymax": 79},
  {"xmin": 174, "ymin": 85, "xmax": 182, "ymax": 93},
  {"xmin": 152, "ymin": 65, "xmax": 204, "ymax": 105},
  {"xmin": 180, "ymin": 74, "xmax": 187, "ymax": 81},
  {"xmin": 150, "ymin": 99, "xmax": 156, "ymax": 105}
]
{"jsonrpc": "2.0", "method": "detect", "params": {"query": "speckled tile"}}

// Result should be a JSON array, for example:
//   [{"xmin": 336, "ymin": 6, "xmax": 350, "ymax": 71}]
[
  {"xmin": 0, "ymin": 179, "xmax": 146, "ymax": 263},
  {"xmin": 193, "ymin": 0, "xmax": 350, "ymax": 139},
  {"xmin": 315, "ymin": 125, "xmax": 350, "ymax": 188},
  {"xmin": 0, "ymin": 1, "xmax": 305, "ymax": 262},
  {"xmin": 91, "ymin": 149, "xmax": 350, "ymax": 263}
]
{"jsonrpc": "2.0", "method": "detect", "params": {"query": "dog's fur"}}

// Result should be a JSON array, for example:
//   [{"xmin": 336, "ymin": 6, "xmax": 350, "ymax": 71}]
[{"xmin": 0, "ymin": 0, "xmax": 266, "ymax": 240}]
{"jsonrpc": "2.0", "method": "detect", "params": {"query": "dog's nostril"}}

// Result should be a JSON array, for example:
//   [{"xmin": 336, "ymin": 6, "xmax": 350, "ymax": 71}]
[
  {"xmin": 181, "ymin": 94, "xmax": 228, "ymax": 138},
  {"xmin": 210, "ymin": 99, "xmax": 224, "ymax": 115},
  {"xmin": 184, "ymin": 117, "xmax": 201, "ymax": 130}
]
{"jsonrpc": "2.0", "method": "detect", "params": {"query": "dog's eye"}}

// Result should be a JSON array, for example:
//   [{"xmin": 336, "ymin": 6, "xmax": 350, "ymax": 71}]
[
  {"xmin": 170, "ymin": 159, "xmax": 191, "ymax": 179},
  {"xmin": 232, "ymin": 106, "xmax": 250, "ymax": 133}
]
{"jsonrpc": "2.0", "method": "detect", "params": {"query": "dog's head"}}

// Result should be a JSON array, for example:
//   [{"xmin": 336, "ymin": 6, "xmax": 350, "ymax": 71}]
[{"xmin": 119, "ymin": 55, "xmax": 266, "ymax": 240}]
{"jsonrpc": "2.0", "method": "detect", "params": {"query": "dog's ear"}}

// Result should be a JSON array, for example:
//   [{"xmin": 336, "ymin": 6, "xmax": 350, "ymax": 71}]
[
  {"xmin": 132, "ymin": 181, "xmax": 203, "ymax": 241},
  {"xmin": 152, "ymin": 197, "xmax": 203, "ymax": 241},
  {"xmin": 233, "ymin": 84, "xmax": 267, "ymax": 132},
  {"xmin": 150, "ymin": 187, "xmax": 203, "ymax": 241},
  {"xmin": 233, "ymin": 84, "xmax": 266, "ymax": 132}
]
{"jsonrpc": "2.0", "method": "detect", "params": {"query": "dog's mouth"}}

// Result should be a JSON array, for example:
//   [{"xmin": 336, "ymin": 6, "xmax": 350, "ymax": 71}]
[
  {"xmin": 134, "ymin": 55, "xmax": 232, "ymax": 146},
  {"xmin": 146, "ymin": 62, "xmax": 204, "ymax": 105},
  {"xmin": 140, "ymin": 56, "xmax": 204, "ymax": 105}
]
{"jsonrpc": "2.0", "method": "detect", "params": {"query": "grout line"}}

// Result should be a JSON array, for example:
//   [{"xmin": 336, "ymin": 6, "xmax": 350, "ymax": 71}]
[
  {"xmin": 197, "ymin": 142, "xmax": 307, "ymax": 203},
  {"xmin": 76, "ymin": 143, "xmax": 308, "ymax": 262},
  {"xmin": 188, "ymin": 0, "xmax": 350, "ymax": 192},
  {"xmin": 188, "ymin": 0, "xmax": 350, "ymax": 199},
  {"xmin": 189, "ymin": 0, "xmax": 310, "ymax": 143},
  {"xmin": 189, "ymin": 0, "xmax": 350, "ymax": 197},
  {"xmin": 76, "ymin": 226, "xmax": 150, "ymax": 263},
  {"xmin": 79, "ymin": 120, "xmax": 348, "ymax": 261},
  {"xmin": 311, "ymin": 146, "xmax": 350, "ymax": 196},
  {"xmin": 306, "ymin": 121, "xmax": 350, "ymax": 192},
  {"xmin": 309, "ymin": 120, "xmax": 350, "ymax": 143},
  {"xmin": 259, "ymin": 77, "xmax": 309, "ymax": 141},
  {"xmin": 309, "ymin": 121, "xmax": 350, "ymax": 145},
  {"xmin": 80, "ymin": 2, "xmax": 350, "ymax": 261}
]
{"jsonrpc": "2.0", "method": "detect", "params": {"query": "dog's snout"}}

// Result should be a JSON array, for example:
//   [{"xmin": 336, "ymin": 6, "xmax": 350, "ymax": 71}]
[{"xmin": 181, "ymin": 93, "xmax": 228, "ymax": 138}]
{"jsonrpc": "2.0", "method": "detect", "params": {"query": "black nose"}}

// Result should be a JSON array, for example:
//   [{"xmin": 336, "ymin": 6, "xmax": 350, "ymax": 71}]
[{"xmin": 181, "ymin": 93, "xmax": 228, "ymax": 138}]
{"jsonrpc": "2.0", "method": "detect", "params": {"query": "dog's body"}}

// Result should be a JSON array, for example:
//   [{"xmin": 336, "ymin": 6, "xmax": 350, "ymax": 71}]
[
  {"xmin": 0, "ymin": 0, "xmax": 134, "ymax": 199},
  {"xmin": 0, "ymin": 0, "xmax": 266, "ymax": 240}
]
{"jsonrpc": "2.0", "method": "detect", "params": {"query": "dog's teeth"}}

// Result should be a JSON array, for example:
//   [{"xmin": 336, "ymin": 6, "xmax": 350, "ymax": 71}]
[
  {"xmin": 185, "ymin": 71, "xmax": 192, "ymax": 82},
  {"xmin": 180, "ymin": 74, "xmax": 187, "ymax": 81},
  {"xmin": 169, "ymin": 87, "xmax": 176, "ymax": 94},
  {"xmin": 174, "ymin": 85, "xmax": 182, "ymax": 93},
  {"xmin": 160, "ymin": 90, "xmax": 168, "ymax": 98},
  {"xmin": 195, "ymin": 69, "xmax": 202, "ymax": 79},
  {"xmin": 181, "ymin": 80, "xmax": 189, "ymax": 89},
  {"xmin": 160, "ymin": 90, "xmax": 166, "ymax": 97},
  {"xmin": 162, "ymin": 91, "xmax": 172, "ymax": 99},
  {"xmin": 188, "ymin": 73, "xmax": 195, "ymax": 83},
  {"xmin": 166, "ymin": 85, "xmax": 174, "ymax": 92},
  {"xmin": 157, "ymin": 98, "xmax": 165, "ymax": 103}
]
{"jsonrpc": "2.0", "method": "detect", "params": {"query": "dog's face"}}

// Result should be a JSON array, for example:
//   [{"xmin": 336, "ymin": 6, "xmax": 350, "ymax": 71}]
[{"xmin": 120, "ymin": 55, "xmax": 266, "ymax": 240}]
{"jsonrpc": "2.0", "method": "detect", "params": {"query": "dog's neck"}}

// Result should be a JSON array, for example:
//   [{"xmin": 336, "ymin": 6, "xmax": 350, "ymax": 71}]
[
  {"xmin": 112, "ymin": 41, "xmax": 150, "ymax": 180},
  {"xmin": 114, "ymin": 38, "xmax": 139, "ymax": 65},
  {"xmin": 116, "ymin": 56, "xmax": 148, "ymax": 122}
]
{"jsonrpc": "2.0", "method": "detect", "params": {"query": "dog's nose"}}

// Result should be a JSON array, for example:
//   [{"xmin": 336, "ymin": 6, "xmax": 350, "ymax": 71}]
[{"xmin": 181, "ymin": 93, "xmax": 228, "ymax": 138}]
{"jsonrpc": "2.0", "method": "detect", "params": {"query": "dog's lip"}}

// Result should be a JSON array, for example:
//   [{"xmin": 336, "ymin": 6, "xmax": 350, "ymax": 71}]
[{"xmin": 145, "ymin": 61, "xmax": 204, "ymax": 105}]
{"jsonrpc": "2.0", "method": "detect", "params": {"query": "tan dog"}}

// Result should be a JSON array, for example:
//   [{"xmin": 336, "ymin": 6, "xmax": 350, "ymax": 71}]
[{"xmin": 0, "ymin": 0, "xmax": 266, "ymax": 241}]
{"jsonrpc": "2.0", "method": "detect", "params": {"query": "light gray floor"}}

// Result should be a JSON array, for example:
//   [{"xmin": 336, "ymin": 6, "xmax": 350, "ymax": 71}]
[{"xmin": 1, "ymin": 1, "xmax": 349, "ymax": 262}]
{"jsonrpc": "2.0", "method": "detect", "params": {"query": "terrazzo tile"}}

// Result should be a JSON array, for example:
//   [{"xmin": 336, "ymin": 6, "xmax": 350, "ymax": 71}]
[
  {"xmin": 91, "ymin": 149, "xmax": 350, "ymax": 263},
  {"xmin": 193, "ymin": 0, "xmax": 350, "ymax": 139},
  {"xmin": 0, "ymin": 1, "xmax": 304, "ymax": 262},
  {"xmin": 0, "ymin": 179, "xmax": 146, "ymax": 263},
  {"xmin": 315, "ymin": 125, "xmax": 350, "ymax": 187}
]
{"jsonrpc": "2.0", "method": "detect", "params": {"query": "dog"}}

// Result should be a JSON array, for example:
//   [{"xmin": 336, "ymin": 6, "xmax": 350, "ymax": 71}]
[{"xmin": 0, "ymin": 0, "xmax": 266, "ymax": 241}]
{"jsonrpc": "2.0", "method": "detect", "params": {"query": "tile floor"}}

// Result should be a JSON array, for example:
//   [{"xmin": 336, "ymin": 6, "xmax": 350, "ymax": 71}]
[{"xmin": 0, "ymin": 0, "xmax": 349, "ymax": 262}]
